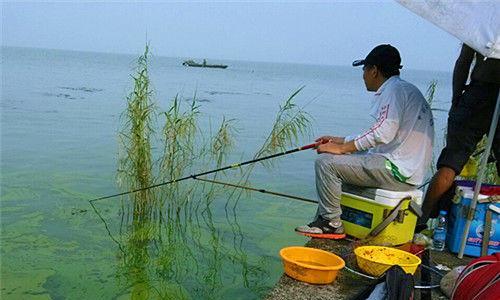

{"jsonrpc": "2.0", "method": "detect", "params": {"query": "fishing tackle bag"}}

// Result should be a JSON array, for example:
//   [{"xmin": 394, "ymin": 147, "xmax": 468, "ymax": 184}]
[{"xmin": 354, "ymin": 265, "xmax": 414, "ymax": 300}]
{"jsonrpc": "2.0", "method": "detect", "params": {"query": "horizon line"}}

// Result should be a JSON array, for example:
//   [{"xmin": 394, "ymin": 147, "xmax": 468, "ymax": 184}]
[{"xmin": 2, "ymin": 44, "xmax": 452, "ymax": 74}]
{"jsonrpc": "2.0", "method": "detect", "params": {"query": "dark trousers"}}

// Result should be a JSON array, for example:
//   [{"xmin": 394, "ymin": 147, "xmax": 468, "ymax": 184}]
[{"xmin": 437, "ymin": 81, "xmax": 500, "ymax": 174}]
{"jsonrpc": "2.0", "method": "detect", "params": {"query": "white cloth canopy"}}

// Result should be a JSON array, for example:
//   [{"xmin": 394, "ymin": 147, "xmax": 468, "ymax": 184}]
[{"xmin": 396, "ymin": 1, "xmax": 500, "ymax": 59}]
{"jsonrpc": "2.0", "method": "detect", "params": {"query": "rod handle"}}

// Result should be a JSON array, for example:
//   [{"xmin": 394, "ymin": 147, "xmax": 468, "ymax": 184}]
[{"xmin": 300, "ymin": 140, "xmax": 327, "ymax": 150}]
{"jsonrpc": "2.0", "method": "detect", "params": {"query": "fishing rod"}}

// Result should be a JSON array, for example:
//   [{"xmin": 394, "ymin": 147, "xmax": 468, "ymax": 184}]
[
  {"xmin": 90, "ymin": 141, "xmax": 321, "ymax": 202},
  {"xmin": 193, "ymin": 177, "xmax": 317, "ymax": 204}
]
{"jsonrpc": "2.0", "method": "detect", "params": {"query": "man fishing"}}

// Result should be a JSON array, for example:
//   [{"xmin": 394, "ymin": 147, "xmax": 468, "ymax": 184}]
[{"xmin": 295, "ymin": 44, "xmax": 435, "ymax": 239}]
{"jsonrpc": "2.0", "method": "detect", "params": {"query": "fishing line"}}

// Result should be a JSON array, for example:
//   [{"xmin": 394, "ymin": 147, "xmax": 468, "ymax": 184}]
[
  {"xmin": 193, "ymin": 177, "xmax": 318, "ymax": 204},
  {"xmin": 90, "ymin": 141, "xmax": 321, "ymax": 202},
  {"xmin": 88, "ymin": 200, "xmax": 126, "ymax": 256}
]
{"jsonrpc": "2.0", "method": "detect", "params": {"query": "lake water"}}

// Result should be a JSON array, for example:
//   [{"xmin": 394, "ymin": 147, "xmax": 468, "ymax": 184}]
[{"xmin": 1, "ymin": 46, "xmax": 452, "ymax": 299}]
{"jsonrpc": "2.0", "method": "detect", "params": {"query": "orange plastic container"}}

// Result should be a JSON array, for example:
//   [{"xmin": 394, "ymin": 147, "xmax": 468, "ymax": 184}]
[{"xmin": 279, "ymin": 246, "xmax": 345, "ymax": 284}]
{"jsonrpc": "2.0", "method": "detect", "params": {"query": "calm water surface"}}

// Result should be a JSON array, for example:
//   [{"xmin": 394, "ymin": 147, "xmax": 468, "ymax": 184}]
[{"xmin": 1, "ymin": 47, "xmax": 451, "ymax": 299}]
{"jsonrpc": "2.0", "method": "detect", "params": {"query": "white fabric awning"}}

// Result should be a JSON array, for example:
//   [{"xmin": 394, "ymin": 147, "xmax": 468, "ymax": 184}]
[{"xmin": 396, "ymin": 1, "xmax": 500, "ymax": 59}]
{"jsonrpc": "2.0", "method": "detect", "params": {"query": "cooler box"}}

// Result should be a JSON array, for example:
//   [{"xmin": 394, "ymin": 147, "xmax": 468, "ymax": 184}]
[
  {"xmin": 340, "ymin": 186, "xmax": 423, "ymax": 245},
  {"xmin": 447, "ymin": 182, "xmax": 499, "ymax": 257}
]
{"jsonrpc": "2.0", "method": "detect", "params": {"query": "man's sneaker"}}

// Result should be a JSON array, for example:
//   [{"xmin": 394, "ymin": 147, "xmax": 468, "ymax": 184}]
[{"xmin": 295, "ymin": 216, "xmax": 346, "ymax": 239}]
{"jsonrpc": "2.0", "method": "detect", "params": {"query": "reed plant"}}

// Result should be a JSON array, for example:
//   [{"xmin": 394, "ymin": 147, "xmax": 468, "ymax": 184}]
[
  {"xmin": 425, "ymin": 80, "xmax": 437, "ymax": 108},
  {"xmin": 254, "ymin": 87, "xmax": 311, "ymax": 164},
  {"xmin": 225, "ymin": 87, "xmax": 312, "ymax": 209},
  {"xmin": 159, "ymin": 96, "xmax": 199, "ymax": 182},
  {"xmin": 210, "ymin": 117, "xmax": 237, "ymax": 169},
  {"xmin": 114, "ymin": 44, "xmax": 311, "ymax": 299},
  {"xmin": 117, "ymin": 44, "xmax": 156, "ymax": 219},
  {"xmin": 203, "ymin": 117, "xmax": 238, "ymax": 202},
  {"xmin": 118, "ymin": 44, "xmax": 311, "ymax": 214},
  {"xmin": 158, "ymin": 96, "xmax": 200, "ymax": 219}
]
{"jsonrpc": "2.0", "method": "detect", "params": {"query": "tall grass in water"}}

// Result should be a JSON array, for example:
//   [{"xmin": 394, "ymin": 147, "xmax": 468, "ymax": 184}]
[
  {"xmin": 158, "ymin": 96, "xmax": 200, "ymax": 220},
  {"xmin": 156, "ymin": 96, "xmax": 239, "ymax": 221},
  {"xmin": 255, "ymin": 86, "xmax": 311, "ymax": 162},
  {"xmin": 210, "ymin": 116, "xmax": 237, "ymax": 170},
  {"xmin": 203, "ymin": 117, "xmax": 237, "ymax": 203},
  {"xmin": 226, "ymin": 86, "xmax": 312, "ymax": 208},
  {"xmin": 159, "ymin": 96, "xmax": 199, "ymax": 182},
  {"xmin": 111, "ymin": 44, "xmax": 311, "ymax": 299},
  {"xmin": 116, "ymin": 44, "xmax": 160, "ymax": 299},
  {"xmin": 117, "ymin": 44, "xmax": 156, "ymax": 220}
]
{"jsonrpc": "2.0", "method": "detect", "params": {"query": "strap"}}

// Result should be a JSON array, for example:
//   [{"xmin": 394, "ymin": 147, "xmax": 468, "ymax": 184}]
[
  {"xmin": 481, "ymin": 209, "xmax": 493, "ymax": 256},
  {"xmin": 369, "ymin": 197, "xmax": 411, "ymax": 237}
]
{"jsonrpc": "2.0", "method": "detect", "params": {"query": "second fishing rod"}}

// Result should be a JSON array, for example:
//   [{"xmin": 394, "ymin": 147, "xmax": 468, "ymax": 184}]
[{"xmin": 90, "ymin": 141, "xmax": 323, "ymax": 202}]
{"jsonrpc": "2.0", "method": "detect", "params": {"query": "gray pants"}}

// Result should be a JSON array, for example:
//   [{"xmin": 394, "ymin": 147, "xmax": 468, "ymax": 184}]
[{"xmin": 315, "ymin": 153, "xmax": 414, "ymax": 222}]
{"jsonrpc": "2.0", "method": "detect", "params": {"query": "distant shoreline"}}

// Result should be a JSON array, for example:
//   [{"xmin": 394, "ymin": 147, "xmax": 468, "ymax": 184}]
[{"xmin": 1, "ymin": 45, "xmax": 452, "ymax": 74}]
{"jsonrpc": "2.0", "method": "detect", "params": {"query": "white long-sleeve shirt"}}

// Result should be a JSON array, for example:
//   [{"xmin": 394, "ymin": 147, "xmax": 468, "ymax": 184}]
[{"xmin": 351, "ymin": 76, "xmax": 435, "ymax": 185}]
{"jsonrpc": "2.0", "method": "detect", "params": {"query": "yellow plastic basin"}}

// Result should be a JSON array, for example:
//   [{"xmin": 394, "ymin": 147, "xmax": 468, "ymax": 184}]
[
  {"xmin": 354, "ymin": 246, "xmax": 421, "ymax": 277},
  {"xmin": 279, "ymin": 246, "xmax": 345, "ymax": 284}
]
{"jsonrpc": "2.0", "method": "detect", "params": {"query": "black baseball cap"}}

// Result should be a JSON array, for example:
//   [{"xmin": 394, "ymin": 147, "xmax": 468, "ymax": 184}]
[{"xmin": 352, "ymin": 44, "xmax": 403, "ymax": 70}]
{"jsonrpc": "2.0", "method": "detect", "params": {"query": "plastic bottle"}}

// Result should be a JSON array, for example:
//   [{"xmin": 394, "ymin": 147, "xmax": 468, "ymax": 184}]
[{"xmin": 433, "ymin": 210, "xmax": 447, "ymax": 251}]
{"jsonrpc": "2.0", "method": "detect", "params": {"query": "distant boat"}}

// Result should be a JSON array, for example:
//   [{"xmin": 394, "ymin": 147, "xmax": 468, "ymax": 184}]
[{"xmin": 182, "ymin": 59, "xmax": 228, "ymax": 69}]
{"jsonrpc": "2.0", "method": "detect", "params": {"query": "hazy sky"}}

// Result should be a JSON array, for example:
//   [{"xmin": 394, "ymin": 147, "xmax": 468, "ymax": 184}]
[{"xmin": 2, "ymin": 1, "xmax": 461, "ymax": 71}]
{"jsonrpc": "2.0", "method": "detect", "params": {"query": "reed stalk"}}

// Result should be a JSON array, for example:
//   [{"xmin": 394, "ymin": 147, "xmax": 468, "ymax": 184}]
[
  {"xmin": 203, "ymin": 117, "xmax": 237, "ymax": 204},
  {"xmin": 159, "ymin": 97, "xmax": 199, "ymax": 181},
  {"xmin": 253, "ymin": 86, "xmax": 311, "ymax": 164},
  {"xmin": 117, "ymin": 44, "xmax": 156, "ymax": 219},
  {"xmin": 158, "ymin": 96, "xmax": 201, "ymax": 220},
  {"xmin": 225, "ymin": 87, "xmax": 312, "ymax": 209},
  {"xmin": 112, "ymin": 44, "xmax": 309, "ymax": 299},
  {"xmin": 425, "ymin": 80, "xmax": 437, "ymax": 108}
]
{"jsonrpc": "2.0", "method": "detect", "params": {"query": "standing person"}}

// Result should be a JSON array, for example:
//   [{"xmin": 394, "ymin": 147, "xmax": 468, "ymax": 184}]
[
  {"xmin": 419, "ymin": 44, "xmax": 500, "ymax": 226},
  {"xmin": 295, "ymin": 44, "xmax": 435, "ymax": 239}
]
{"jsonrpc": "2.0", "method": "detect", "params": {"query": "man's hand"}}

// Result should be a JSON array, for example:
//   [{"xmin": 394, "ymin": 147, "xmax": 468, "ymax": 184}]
[
  {"xmin": 317, "ymin": 140, "xmax": 357, "ymax": 155},
  {"xmin": 315, "ymin": 136, "xmax": 345, "ymax": 144}
]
